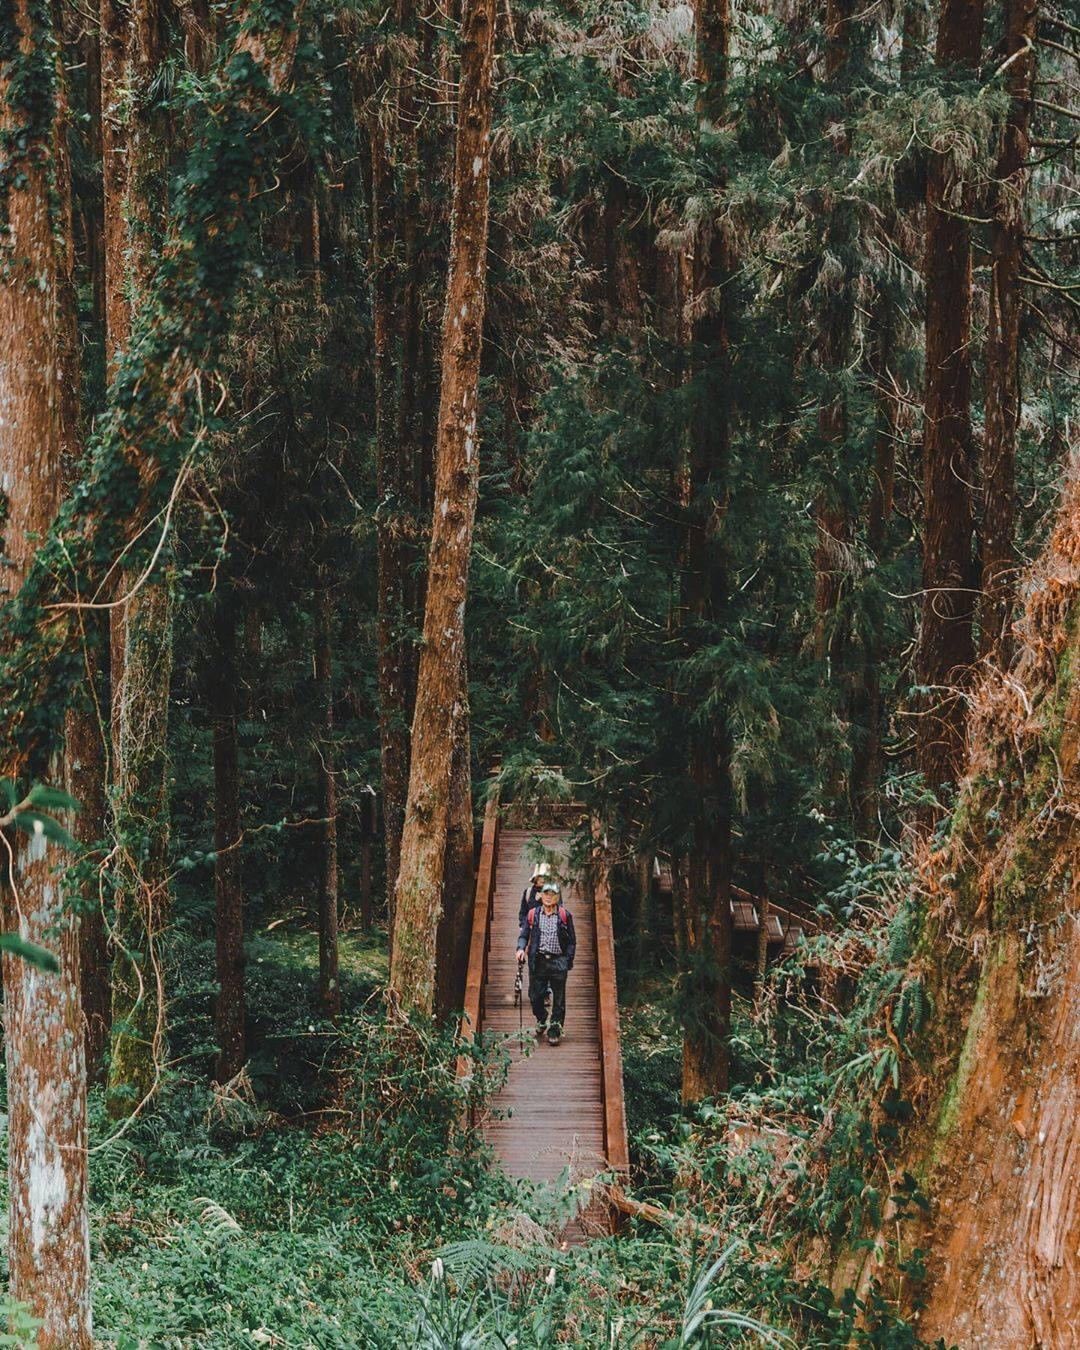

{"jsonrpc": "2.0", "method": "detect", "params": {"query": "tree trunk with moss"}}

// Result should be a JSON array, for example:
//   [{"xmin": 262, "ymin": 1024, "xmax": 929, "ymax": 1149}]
[
  {"xmin": 101, "ymin": 0, "xmax": 178, "ymax": 1118},
  {"xmin": 107, "ymin": 577, "xmax": 176, "ymax": 1116},
  {"xmin": 389, "ymin": 0, "xmax": 496, "ymax": 1018},
  {"xmin": 867, "ymin": 465, "xmax": 1080, "ymax": 1342},
  {"xmin": 0, "ymin": 4, "xmax": 93, "ymax": 1340},
  {"xmin": 434, "ymin": 658, "xmax": 475, "ymax": 1022}
]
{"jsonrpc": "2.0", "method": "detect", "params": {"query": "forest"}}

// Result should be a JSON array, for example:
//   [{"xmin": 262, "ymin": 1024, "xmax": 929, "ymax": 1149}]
[{"xmin": 0, "ymin": 0, "xmax": 1077, "ymax": 1344}]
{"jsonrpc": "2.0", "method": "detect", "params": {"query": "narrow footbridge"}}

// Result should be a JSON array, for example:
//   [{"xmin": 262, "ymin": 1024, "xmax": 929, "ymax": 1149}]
[{"xmin": 460, "ymin": 797, "xmax": 629, "ymax": 1234}]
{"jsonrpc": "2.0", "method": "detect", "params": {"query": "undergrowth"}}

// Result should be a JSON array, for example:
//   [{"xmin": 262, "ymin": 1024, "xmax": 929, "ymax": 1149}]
[{"xmin": 0, "ymin": 853, "xmax": 954, "ymax": 1347}]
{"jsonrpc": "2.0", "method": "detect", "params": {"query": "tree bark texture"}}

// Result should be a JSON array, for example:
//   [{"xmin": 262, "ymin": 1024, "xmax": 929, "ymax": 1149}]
[
  {"xmin": 434, "ymin": 657, "xmax": 474, "ymax": 1022},
  {"xmin": 901, "ymin": 465, "xmax": 1080, "ymax": 1346},
  {"xmin": 54, "ymin": 10, "xmax": 110, "ymax": 1078},
  {"xmin": 915, "ymin": 0, "xmax": 985, "ymax": 795},
  {"xmin": 100, "ymin": 0, "xmax": 179, "ymax": 1117},
  {"xmin": 214, "ymin": 590, "xmax": 245, "ymax": 1080},
  {"xmin": 106, "ymin": 576, "xmax": 176, "ymax": 1117},
  {"xmin": 389, "ymin": 0, "xmax": 495, "ymax": 1018},
  {"xmin": 979, "ymin": 0, "xmax": 1037, "ymax": 661},
  {"xmin": 316, "ymin": 585, "xmax": 341, "ymax": 1020},
  {"xmin": 370, "ymin": 119, "xmax": 411, "ymax": 934},
  {"xmin": 0, "ymin": 4, "xmax": 93, "ymax": 1339},
  {"xmin": 680, "ymin": 0, "xmax": 733, "ymax": 1105},
  {"xmin": 850, "ymin": 297, "xmax": 899, "ymax": 841}
]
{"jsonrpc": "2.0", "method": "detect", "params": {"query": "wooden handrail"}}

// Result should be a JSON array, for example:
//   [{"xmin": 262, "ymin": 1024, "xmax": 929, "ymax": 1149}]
[
  {"xmin": 591, "ymin": 821, "xmax": 630, "ymax": 1181},
  {"xmin": 458, "ymin": 788, "xmax": 500, "ymax": 1076}
]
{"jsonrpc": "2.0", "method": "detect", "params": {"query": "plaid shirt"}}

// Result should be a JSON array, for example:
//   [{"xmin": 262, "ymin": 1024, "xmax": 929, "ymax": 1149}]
[{"xmin": 537, "ymin": 907, "xmax": 562, "ymax": 956}]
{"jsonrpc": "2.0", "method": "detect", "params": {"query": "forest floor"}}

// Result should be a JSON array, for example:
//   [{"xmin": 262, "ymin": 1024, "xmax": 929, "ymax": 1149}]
[
  {"xmin": 44, "ymin": 915, "xmax": 939, "ymax": 1347},
  {"xmin": 78, "ymin": 927, "xmax": 695, "ymax": 1348}
]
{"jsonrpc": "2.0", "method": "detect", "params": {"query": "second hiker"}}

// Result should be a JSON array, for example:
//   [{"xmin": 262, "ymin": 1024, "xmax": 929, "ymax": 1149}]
[
  {"xmin": 516, "ymin": 881, "xmax": 576, "ymax": 1046},
  {"xmin": 518, "ymin": 861, "xmax": 550, "ymax": 925}
]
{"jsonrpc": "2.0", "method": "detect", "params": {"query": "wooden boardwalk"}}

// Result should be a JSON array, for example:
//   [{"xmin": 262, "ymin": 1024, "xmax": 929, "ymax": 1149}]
[
  {"xmin": 481, "ymin": 829, "xmax": 605, "ymax": 1182},
  {"xmin": 461, "ymin": 806, "xmax": 629, "ymax": 1236}
]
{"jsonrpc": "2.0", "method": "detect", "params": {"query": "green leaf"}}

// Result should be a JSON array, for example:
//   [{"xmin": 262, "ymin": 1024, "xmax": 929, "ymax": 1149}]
[
  {"xmin": 0, "ymin": 933, "xmax": 60, "ymax": 973},
  {"xmin": 0, "ymin": 781, "xmax": 17, "ymax": 811},
  {"xmin": 11, "ymin": 812, "xmax": 79, "ymax": 853},
  {"xmin": 25, "ymin": 785, "xmax": 80, "ymax": 814}
]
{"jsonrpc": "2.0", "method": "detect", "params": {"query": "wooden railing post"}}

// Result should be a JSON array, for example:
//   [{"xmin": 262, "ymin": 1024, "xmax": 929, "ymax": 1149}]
[
  {"xmin": 457, "ymin": 787, "xmax": 500, "ymax": 1083},
  {"xmin": 590, "ymin": 819, "xmax": 630, "ymax": 1208}
]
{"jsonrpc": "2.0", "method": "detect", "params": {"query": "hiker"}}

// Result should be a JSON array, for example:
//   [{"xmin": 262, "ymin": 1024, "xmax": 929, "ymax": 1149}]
[
  {"xmin": 518, "ymin": 862, "xmax": 551, "ymax": 925},
  {"xmin": 516, "ymin": 881, "xmax": 576, "ymax": 1046}
]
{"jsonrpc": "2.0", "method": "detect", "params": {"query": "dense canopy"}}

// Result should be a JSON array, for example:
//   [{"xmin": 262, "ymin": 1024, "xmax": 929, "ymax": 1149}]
[{"xmin": 0, "ymin": 0, "xmax": 1077, "ymax": 1344}]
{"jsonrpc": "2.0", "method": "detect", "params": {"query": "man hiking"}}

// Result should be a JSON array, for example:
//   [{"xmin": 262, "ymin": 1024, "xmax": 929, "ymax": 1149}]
[
  {"xmin": 518, "ymin": 862, "xmax": 550, "ymax": 925},
  {"xmin": 516, "ymin": 881, "xmax": 576, "ymax": 1046}
]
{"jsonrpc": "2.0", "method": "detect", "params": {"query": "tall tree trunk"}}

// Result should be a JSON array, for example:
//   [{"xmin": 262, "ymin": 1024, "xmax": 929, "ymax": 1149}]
[
  {"xmin": 893, "ymin": 466, "xmax": 1080, "ymax": 1343},
  {"xmin": 214, "ymin": 589, "xmax": 245, "ymax": 1080},
  {"xmin": 55, "ymin": 5, "xmax": 110, "ymax": 1078},
  {"xmin": 915, "ymin": 0, "xmax": 985, "ymax": 795},
  {"xmin": 850, "ymin": 4, "xmax": 921, "ymax": 839},
  {"xmin": 813, "ymin": 0, "xmax": 856, "ymax": 816},
  {"xmin": 107, "ymin": 577, "xmax": 175, "ymax": 1117},
  {"xmin": 389, "ymin": 0, "xmax": 496, "ymax": 1018},
  {"xmin": 359, "ymin": 789, "xmax": 374, "ymax": 931},
  {"xmin": 371, "ymin": 0, "xmax": 431, "ymax": 933},
  {"xmin": 435, "ymin": 657, "xmax": 474, "ymax": 1022},
  {"xmin": 979, "ymin": 0, "xmax": 1037, "ymax": 660},
  {"xmin": 370, "ymin": 120, "xmax": 410, "ymax": 939},
  {"xmin": 102, "ymin": 0, "xmax": 178, "ymax": 1118},
  {"xmin": 680, "ymin": 0, "xmax": 733, "ymax": 1105},
  {"xmin": 814, "ymin": 0, "xmax": 855, "ymax": 658},
  {"xmin": 635, "ymin": 849, "xmax": 652, "ymax": 968},
  {"xmin": 316, "ymin": 584, "xmax": 341, "ymax": 1019},
  {"xmin": 0, "ymin": 4, "xmax": 93, "ymax": 1339},
  {"xmin": 850, "ymin": 295, "xmax": 899, "ymax": 840}
]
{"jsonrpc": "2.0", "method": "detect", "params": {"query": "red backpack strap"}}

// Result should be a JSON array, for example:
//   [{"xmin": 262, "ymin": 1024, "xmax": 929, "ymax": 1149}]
[
  {"xmin": 526, "ymin": 906, "xmax": 537, "ymax": 928},
  {"xmin": 559, "ymin": 906, "xmax": 568, "ymax": 924}
]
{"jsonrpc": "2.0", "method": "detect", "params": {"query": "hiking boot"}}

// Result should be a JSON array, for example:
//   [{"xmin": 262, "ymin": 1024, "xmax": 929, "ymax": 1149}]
[
  {"xmin": 547, "ymin": 1027, "xmax": 562, "ymax": 1046},
  {"xmin": 535, "ymin": 1022, "xmax": 547, "ymax": 1039}
]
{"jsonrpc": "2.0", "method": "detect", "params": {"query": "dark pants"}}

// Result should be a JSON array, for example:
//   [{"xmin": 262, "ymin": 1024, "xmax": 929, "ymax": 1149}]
[{"xmin": 529, "ymin": 955, "xmax": 567, "ymax": 1032}]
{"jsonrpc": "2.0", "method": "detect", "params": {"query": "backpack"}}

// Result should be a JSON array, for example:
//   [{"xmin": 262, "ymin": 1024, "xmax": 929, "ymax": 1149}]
[{"xmin": 526, "ymin": 904, "xmax": 568, "ymax": 928}]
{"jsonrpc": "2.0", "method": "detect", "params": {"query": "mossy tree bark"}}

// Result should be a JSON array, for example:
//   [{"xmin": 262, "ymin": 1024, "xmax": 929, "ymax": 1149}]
[
  {"xmin": 434, "ymin": 656, "xmax": 475, "ymax": 1022},
  {"xmin": 107, "ymin": 577, "xmax": 176, "ymax": 1116},
  {"xmin": 0, "ymin": 3, "xmax": 93, "ymax": 1340},
  {"xmin": 389, "ymin": 0, "xmax": 496, "ymax": 1018},
  {"xmin": 101, "ymin": 0, "xmax": 179, "ymax": 1118},
  {"xmin": 901, "ymin": 463, "xmax": 1080, "ymax": 1344}
]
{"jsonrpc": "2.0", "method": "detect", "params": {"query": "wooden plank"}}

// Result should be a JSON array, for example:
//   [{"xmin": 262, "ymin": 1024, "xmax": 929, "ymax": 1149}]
[
  {"xmin": 477, "ymin": 827, "xmax": 607, "ymax": 1227},
  {"xmin": 591, "ymin": 827, "xmax": 630, "ymax": 1186},
  {"xmin": 458, "ymin": 792, "xmax": 500, "ymax": 1075}
]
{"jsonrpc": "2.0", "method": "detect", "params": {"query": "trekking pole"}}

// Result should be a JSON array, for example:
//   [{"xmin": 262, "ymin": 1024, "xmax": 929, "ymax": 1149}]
[{"xmin": 513, "ymin": 966, "xmax": 523, "ymax": 1032}]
